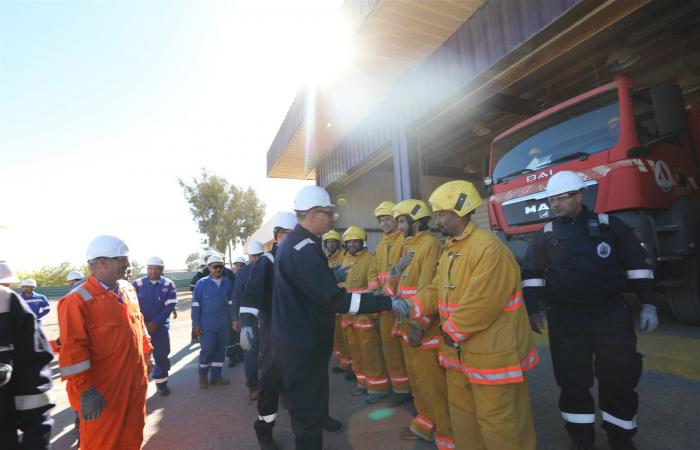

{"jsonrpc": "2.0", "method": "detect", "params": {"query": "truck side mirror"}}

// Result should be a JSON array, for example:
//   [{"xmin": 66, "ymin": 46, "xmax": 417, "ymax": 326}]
[
  {"xmin": 482, "ymin": 154, "xmax": 492, "ymax": 187},
  {"xmin": 651, "ymin": 84, "xmax": 687, "ymax": 136}
]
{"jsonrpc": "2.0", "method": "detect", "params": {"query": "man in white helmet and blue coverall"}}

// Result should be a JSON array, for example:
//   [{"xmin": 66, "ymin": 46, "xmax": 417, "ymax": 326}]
[
  {"xmin": 522, "ymin": 171, "xmax": 658, "ymax": 450},
  {"xmin": 192, "ymin": 254, "xmax": 234, "ymax": 388},
  {"xmin": 19, "ymin": 279, "xmax": 50, "ymax": 326},
  {"xmin": 1, "ymin": 260, "xmax": 54, "ymax": 449},
  {"xmin": 239, "ymin": 213, "xmax": 305, "ymax": 450},
  {"xmin": 272, "ymin": 185, "xmax": 411, "ymax": 450},
  {"xmin": 132, "ymin": 256, "xmax": 178, "ymax": 396}
]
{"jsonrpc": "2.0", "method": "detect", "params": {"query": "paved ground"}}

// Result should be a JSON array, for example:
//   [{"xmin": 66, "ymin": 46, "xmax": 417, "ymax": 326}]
[{"xmin": 40, "ymin": 292, "xmax": 700, "ymax": 450}]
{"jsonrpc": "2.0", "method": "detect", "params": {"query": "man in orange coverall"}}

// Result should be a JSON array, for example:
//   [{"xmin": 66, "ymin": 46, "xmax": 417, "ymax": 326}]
[{"xmin": 58, "ymin": 235, "xmax": 153, "ymax": 450}]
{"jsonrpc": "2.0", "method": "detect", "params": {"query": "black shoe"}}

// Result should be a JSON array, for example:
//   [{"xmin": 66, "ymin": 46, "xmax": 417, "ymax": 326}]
[
  {"xmin": 389, "ymin": 392, "xmax": 411, "ymax": 406},
  {"xmin": 344, "ymin": 372, "xmax": 357, "ymax": 382},
  {"xmin": 608, "ymin": 437, "xmax": 637, "ymax": 450},
  {"xmin": 257, "ymin": 434, "xmax": 279, "ymax": 450},
  {"xmin": 570, "ymin": 442, "xmax": 595, "ymax": 450},
  {"xmin": 331, "ymin": 365, "xmax": 348, "ymax": 374},
  {"xmin": 156, "ymin": 383, "xmax": 170, "ymax": 396},
  {"xmin": 322, "ymin": 416, "xmax": 343, "ymax": 433},
  {"xmin": 228, "ymin": 358, "xmax": 237, "ymax": 368}
]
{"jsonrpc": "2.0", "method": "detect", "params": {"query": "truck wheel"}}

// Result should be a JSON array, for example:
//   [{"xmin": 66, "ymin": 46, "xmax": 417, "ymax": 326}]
[{"xmin": 668, "ymin": 252, "xmax": 700, "ymax": 325}]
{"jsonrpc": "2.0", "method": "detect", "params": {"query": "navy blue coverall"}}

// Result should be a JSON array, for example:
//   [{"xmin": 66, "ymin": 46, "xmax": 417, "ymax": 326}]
[
  {"xmin": 20, "ymin": 293, "xmax": 50, "ymax": 326},
  {"xmin": 132, "ymin": 276, "xmax": 177, "ymax": 386},
  {"xmin": 522, "ymin": 207, "xmax": 657, "ymax": 445},
  {"xmin": 192, "ymin": 276, "xmax": 233, "ymax": 381},
  {"xmin": 273, "ymin": 224, "xmax": 393, "ymax": 450},
  {"xmin": 1, "ymin": 286, "xmax": 54, "ymax": 449},
  {"xmin": 240, "ymin": 246, "xmax": 281, "ymax": 440},
  {"xmin": 232, "ymin": 262, "xmax": 258, "ymax": 388}
]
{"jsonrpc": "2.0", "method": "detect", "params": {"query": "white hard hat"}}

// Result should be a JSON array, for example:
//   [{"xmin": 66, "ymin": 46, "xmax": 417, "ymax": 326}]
[
  {"xmin": 293, "ymin": 185, "xmax": 334, "ymax": 211},
  {"xmin": 20, "ymin": 279, "xmax": 37, "ymax": 288},
  {"xmin": 273, "ymin": 212, "xmax": 297, "ymax": 231},
  {"xmin": 233, "ymin": 256, "xmax": 246, "ymax": 264},
  {"xmin": 67, "ymin": 271, "xmax": 84, "ymax": 282},
  {"xmin": 0, "ymin": 261, "xmax": 19, "ymax": 284},
  {"xmin": 207, "ymin": 254, "xmax": 225, "ymax": 265},
  {"xmin": 146, "ymin": 256, "xmax": 165, "ymax": 267},
  {"xmin": 545, "ymin": 171, "xmax": 586, "ymax": 198},
  {"xmin": 248, "ymin": 240, "xmax": 264, "ymax": 255},
  {"xmin": 197, "ymin": 258, "xmax": 206, "ymax": 267},
  {"xmin": 86, "ymin": 235, "xmax": 130, "ymax": 262}
]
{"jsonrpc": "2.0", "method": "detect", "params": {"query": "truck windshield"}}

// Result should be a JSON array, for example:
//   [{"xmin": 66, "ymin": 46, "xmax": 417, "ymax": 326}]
[{"xmin": 492, "ymin": 91, "xmax": 619, "ymax": 182}]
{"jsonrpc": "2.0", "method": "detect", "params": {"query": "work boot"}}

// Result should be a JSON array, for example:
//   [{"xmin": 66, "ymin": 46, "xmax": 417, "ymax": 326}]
[
  {"xmin": 322, "ymin": 416, "xmax": 343, "ymax": 433},
  {"xmin": 608, "ymin": 437, "xmax": 637, "ymax": 450},
  {"xmin": 389, "ymin": 392, "xmax": 411, "ymax": 406},
  {"xmin": 228, "ymin": 358, "xmax": 237, "ymax": 368},
  {"xmin": 156, "ymin": 382, "xmax": 170, "ymax": 396},
  {"xmin": 210, "ymin": 377, "xmax": 231, "ymax": 386},
  {"xmin": 344, "ymin": 372, "xmax": 357, "ymax": 382},
  {"xmin": 257, "ymin": 434, "xmax": 279, "ymax": 450},
  {"xmin": 199, "ymin": 375, "xmax": 209, "ymax": 389},
  {"xmin": 350, "ymin": 385, "xmax": 367, "ymax": 396},
  {"xmin": 331, "ymin": 365, "xmax": 348, "ymax": 374},
  {"xmin": 366, "ymin": 392, "xmax": 389, "ymax": 404},
  {"xmin": 399, "ymin": 427, "xmax": 420, "ymax": 441}
]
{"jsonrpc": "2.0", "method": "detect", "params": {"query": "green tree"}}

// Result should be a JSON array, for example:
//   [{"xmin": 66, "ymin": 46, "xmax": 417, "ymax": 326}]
[
  {"xmin": 130, "ymin": 260, "xmax": 144, "ymax": 277},
  {"xmin": 185, "ymin": 252, "xmax": 201, "ymax": 272},
  {"xmin": 17, "ymin": 261, "xmax": 81, "ymax": 287},
  {"xmin": 179, "ymin": 169, "xmax": 265, "ymax": 262}
]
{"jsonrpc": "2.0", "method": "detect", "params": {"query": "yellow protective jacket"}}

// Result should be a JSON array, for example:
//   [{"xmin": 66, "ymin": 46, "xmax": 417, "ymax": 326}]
[
  {"xmin": 367, "ymin": 231, "xmax": 403, "ymax": 291},
  {"xmin": 326, "ymin": 249, "xmax": 345, "ymax": 268},
  {"xmin": 385, "ymin": 230, "xmax": 443, "ymax": 349},
  {"xmin": 413, "ymin": 222, "xmax": 539, "ymax": 385},
  {"xmin": 340, "ymin": 249, "xmax": 374, "ymax": 329}
]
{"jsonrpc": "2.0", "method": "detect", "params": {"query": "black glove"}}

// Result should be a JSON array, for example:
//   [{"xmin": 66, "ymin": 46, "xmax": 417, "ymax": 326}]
[{"xmin": 332, "ymin": 265, "xmax": 349, "ymax": 283}]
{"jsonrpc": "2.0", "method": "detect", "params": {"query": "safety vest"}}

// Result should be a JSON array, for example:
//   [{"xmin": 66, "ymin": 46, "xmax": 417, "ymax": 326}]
[{"xmin": 414, "ymin": 222, "xmax": 539, "ymax": 385}]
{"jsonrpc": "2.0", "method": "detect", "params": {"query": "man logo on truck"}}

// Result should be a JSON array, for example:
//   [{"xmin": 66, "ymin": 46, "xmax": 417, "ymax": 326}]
[{"xmin": 524, "ymin": 203, "xmax": 550, "ymax": 217}]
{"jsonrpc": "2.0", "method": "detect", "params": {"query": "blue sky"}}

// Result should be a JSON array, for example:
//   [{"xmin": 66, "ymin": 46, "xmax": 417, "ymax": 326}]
[{"xmin": 0, "ymin": 0, "xmax": 348, "ymax": 271}]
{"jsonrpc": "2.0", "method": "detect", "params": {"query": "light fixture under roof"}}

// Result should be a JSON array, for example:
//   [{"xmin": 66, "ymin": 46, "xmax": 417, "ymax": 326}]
[{"xmin": 606, "ymin": 46, "xmax": 640, "ymax": 72}]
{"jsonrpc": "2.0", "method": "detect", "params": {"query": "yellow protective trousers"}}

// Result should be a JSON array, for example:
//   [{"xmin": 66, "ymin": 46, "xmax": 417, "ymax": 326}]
[
  {"xmin": 379, "ymin": 312, "xmax": 409, "ymax": 393},
  {"xmin": 342, "ymin": 316, "xmax": 365, "ymax": 387},
  {"xmin": 444, "ymin": 349, "xmax": 536, "ymax": 450},
  {"xmin": 333, "ymin": 315, "xmax": 351, "ymax": 369},
  {"xmin": 401, "ymin": 336, "xmax": 452, "ymax": 446},
  {"xmin": 354, "ymin": 315, "xmax": 389, "ymax": 394}
]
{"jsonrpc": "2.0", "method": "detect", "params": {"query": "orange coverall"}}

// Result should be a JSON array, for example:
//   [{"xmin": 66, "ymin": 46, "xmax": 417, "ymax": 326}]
[{"xmin": 58, "ymin": 275, "xmax": 152, "ymax": 450}]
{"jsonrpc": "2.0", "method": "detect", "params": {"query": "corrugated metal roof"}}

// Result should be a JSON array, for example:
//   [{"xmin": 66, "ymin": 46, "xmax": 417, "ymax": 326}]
[{"xmin": 317, "ymin": 0, "xmax": 583, "ymax": 187}]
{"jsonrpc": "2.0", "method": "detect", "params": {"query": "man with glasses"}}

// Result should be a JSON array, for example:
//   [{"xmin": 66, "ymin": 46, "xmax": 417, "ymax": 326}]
[
  {"xmin": 522, "ymin": 171, "xmax": 658, "ymax": 450},
  {"xmin": 272, "ymin": 185, "xmax": 411, "ymax": 450},
  {"xmin": 239, "ymin": 213, "xmax": 302, "ymax": 450},
  {"xmin": 192, "ymin": 254, "xmax": 234, "ymax": 388},
  {"xmin": 57, "ymin": 235, "xmax": 153, "ymax": 450}
]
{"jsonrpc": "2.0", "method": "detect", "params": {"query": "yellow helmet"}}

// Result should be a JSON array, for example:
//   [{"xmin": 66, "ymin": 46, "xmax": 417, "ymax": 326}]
[
  {"xmin": 428, "ymin": 180, "xmax": 482, "ymax": 217},
  {"xmin": 374, "ymin": 201, "xmax": 395, "ymax": 218},
  {"xmin": 323, "ymin": 230, "xmax": 341, "ymax": 242},
  {"xmin": 343, "ymin": 225, "xmax": 367, "ymax": 242},
  {"xmin": 392, "ymin": 199, "xmax": 431, "ymax": 221}
]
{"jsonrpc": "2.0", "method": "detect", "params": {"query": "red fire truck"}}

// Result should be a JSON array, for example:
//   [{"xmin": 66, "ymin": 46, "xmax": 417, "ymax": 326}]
[{"xmin": 486, "ymin": 75, "xmax": 700, "ymax": 324}]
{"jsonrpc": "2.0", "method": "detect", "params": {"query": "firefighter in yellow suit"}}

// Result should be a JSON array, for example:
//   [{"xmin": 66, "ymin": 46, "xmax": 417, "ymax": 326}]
[
  {"xmin": 367, "ymin": 201, "xmax": 410, "ymax": 402},
  {"xmin": 340, "ymin": 226, "xmax": 390, "ymax": 402},
  {"xmin": 325, "ymin": 230, "xmax": 351, "ymax": 373},
  {"xmin": 410, "ymin": 180, "xmax": 538, "ymax": 450},
  {"xmin": 385, "ymin": 199, "xmax": 453, "ymax": 448}
]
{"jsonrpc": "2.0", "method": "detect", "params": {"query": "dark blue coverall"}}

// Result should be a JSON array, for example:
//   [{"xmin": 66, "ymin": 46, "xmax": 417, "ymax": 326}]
[
  {"xmin": 272, "ymin": 224, "xmax": 393, "ymax": 450},
  {"xmin": 132, "ymin": 276, "xmax": 177, "ymax": 387},
  {"xmin": 240, "ymin": 246, "xmax": 281, "ymax": 441},
  {"xmin": 1, "ymin": 286, "xmax": 54, "ymax": 449},
  {"xmin": 522, "ymin": 207, "xmax": 657, "ymax": 446},
  {"xmin": 232, "ymin": 262, "xmax": 258, "ymax": 389}
]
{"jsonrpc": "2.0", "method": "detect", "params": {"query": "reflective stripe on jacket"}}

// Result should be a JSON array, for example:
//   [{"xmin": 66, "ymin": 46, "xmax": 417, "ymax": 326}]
[{"xmin": 413, "ymin": 222, "xmax": 539, "ymax": 384}]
